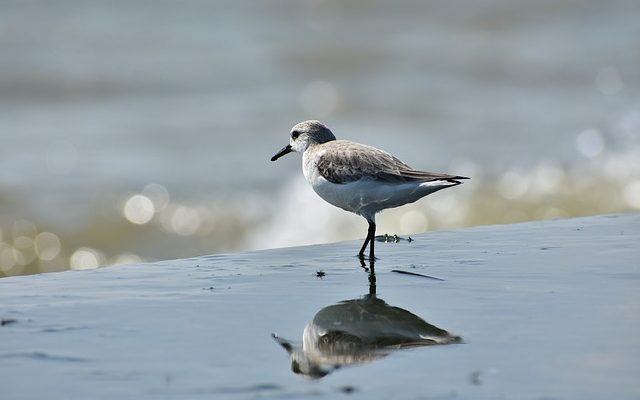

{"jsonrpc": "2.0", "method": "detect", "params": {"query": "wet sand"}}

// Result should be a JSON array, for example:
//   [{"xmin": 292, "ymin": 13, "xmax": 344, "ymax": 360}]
[{"xmin": 1, "ymin": 213, "xmax": 639, "ymax": 399}]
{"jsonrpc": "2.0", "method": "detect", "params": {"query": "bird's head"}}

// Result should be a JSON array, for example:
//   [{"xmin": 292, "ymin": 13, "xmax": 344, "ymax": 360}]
[{"xmin": 271, "ymin": 120, "xmax": 336, "ymax": 161}]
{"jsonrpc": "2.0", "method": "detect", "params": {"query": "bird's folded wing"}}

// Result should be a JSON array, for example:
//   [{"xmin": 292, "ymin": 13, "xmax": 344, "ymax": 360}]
[{"xmin": 316, "ymin": 141, "xmax": 468, "ymax": 184}]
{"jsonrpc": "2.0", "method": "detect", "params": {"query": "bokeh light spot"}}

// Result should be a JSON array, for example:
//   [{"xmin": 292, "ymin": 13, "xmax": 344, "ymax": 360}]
[
  {"xmin": 170, "ymin": 206, "xmax": 201, "ymax": 236},
  {"xmin": 123, "ymin": 194, "xmax": 155, "ymax": 225},
  {"xmin": 142, "ymin": 183, "xmax": 170, "ymax": 211},
  {"xmin": 70, "ymin": 247, "xmax": 102, "ymax": 270},
  {"xmin": 576, "ymin": 129, "xmax": 604, "ymax": 158},
  {"xmin": 0, "ymin": 244, "xmax": 20, "ymax": 272},
  {"xmin": 34, "ymin": 232, "xmax": 62, "ymax": 261},
  {"xmin": 12, "ymin": 219, "xmax": 37, "ymax": 240},
  {"xmin": 13, "ymin": 236, "xmax": 34, "ymax": 250},
  {"xmin": 110, "ymin": 252, "xmax": 143, "ymax": 266}
]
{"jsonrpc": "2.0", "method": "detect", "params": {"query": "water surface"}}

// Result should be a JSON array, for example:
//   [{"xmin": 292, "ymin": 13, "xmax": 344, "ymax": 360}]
[
  {"xmin": 1, "ymin": 1, "xmax": 639, "ymax": 276},
  {"xmin": 1, "ymin": 214, "xmax": 638, "ymax": 398}
]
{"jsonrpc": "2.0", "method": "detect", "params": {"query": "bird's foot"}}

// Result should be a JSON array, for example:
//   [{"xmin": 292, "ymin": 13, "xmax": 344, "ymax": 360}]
[
  {"xmin": 374, "ymin": 233, "xmax": 413, "ymax": 243},
  {"xmin": 358, "ymin": 259, "xmax": 369, "ymax": 272},
  {"xmin": 357, "ymin": 253, "xmax": 377, "ymax": 263}
]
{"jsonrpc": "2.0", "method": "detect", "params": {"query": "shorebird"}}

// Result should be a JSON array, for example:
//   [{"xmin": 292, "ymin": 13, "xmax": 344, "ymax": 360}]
[
  {"xmin": 271, "ymin": 120, "xmax": 468, "ymax": 259},
  {"xmin": 272, "ymin": 288, "xmax": 460, "ymax": 378}
]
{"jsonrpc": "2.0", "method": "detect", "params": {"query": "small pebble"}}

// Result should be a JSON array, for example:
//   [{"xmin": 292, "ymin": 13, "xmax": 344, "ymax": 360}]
[{"xmin": 338, "ymin": 385, "xmax": 357, "ymax": 394}]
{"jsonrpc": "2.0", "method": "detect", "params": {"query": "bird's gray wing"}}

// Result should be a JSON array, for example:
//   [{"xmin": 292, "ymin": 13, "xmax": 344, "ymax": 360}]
[{"xmin": 316, "ymin": 141, "xmax": 468, "ymax": 184}]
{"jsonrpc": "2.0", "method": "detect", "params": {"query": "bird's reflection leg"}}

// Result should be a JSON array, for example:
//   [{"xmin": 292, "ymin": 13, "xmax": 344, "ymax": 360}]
[{"xmin": 359, "ymin": 257, "xmax": 376, "ymax": 296}]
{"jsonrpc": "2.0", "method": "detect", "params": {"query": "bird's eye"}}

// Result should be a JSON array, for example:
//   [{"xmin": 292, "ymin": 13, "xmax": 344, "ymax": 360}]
[{"xmin": 291, "ymin": 131, "xmax": 300, "ymax": 140}]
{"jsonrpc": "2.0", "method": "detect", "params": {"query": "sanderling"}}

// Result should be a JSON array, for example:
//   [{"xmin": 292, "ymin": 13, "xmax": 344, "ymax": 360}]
[
  {"xmin": 272, "ymin": 289, "xmax": 460, "ymax": 378},
  {"xmin": 271, "ymin": 120, "xmax": 468, "ymax": 259}
]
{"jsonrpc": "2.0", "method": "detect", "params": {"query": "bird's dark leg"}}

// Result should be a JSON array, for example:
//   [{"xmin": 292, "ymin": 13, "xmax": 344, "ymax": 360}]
[
  {"xmin": 358, "ymin": 229, "xmax": 371, "ymax": 259},
  {"xmin": 358, "ymin": 220, "xmax": 377, "ymax": 260},
  {"xmin": 368, "ymin": 221, "xmax": 376, "ymax": 260}
]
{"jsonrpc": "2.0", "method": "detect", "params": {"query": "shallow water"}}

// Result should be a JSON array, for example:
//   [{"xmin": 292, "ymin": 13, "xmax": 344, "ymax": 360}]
[
  {"xmin": 1, "ymin": 1, "xmax": 639, "ymax": 276},
  {"xmin": 1, "ymin": 214, "xmax": 639, "ymax": 399}
]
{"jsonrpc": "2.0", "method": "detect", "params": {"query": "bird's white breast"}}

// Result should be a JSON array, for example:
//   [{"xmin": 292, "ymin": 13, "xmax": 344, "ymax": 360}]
[
  {"xmin": 302, "ymin": 148, "xmax": 361, "ymax": 214},
  {"xmin": 301, "ymin": 148, "xmax": 321, "ymax": 183}
]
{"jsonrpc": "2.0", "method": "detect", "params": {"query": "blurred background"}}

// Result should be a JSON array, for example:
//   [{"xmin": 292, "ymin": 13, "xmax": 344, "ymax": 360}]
[{"xmin": 1, "ymin": 0, "xmax": 639, "ymax": 277}]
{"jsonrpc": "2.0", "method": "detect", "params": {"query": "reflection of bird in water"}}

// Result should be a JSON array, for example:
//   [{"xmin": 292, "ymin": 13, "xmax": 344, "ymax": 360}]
[{"xmin": 273, "ymin": 286, "xmax": 461, "ymax": 378}]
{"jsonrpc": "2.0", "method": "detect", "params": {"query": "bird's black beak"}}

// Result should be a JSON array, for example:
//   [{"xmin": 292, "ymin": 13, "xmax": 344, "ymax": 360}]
[
  {"xmin": 271, "ymin": 333, "xmax": 294, "ymax": 354},
  {"xmin": 271, "ymin": 144, "xmax": 293, "ymax": 161}
]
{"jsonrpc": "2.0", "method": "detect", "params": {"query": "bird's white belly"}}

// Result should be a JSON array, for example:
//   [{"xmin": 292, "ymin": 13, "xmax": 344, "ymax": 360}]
[
  {"xmin": 311, "ymin": 177, "xmax": 366, "ymax": 214},
  {"xmin": 310, "ymin": 176, "xmax": 445, "ymax": 220},
  {"xmin": 302, "ymin": 149, "xmax": 451, "ymax": 220}
]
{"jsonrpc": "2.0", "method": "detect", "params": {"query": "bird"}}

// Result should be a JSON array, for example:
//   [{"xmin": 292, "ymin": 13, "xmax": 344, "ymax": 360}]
[
  {"xmin": 272, "ymin": 289, "xmax": 460, "ymax": 378},
  {"xmin": 270, "ymin": 120, "xmax": 468, "ymax": 259}
]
